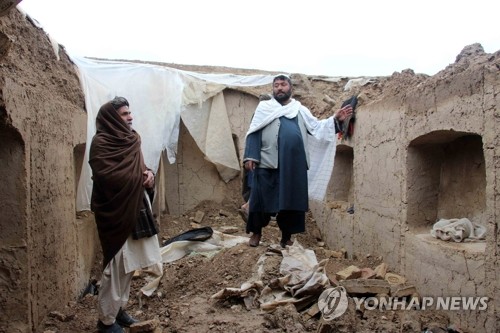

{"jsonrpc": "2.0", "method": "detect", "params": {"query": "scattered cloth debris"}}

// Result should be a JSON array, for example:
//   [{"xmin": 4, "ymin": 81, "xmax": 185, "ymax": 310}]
[
  {"xmin": 430, "ymin": 218, "xmax": 486, "ymax": 242},
  {"xmin": 211, "ymin": 241, "xmax": 331, "ymax": 313},
  {"xmin": 162, "ymin": 226, "xmax": 213, "ymax": 246},
  {"xmin": 343, "ymin": 77, "xmax": 376, "ymax": 91}
]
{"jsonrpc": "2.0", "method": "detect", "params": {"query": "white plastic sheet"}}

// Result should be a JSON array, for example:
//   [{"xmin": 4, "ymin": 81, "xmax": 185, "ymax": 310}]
[{"xmin": 72, "ymin": 56, "xmax": 274, "ymax": 211}]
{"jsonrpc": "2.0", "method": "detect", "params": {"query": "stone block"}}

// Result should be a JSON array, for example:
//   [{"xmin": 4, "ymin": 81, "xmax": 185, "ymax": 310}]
[
  {"xmin": 218, "ymin": 226, "xmax": 239, "ymax": 234},
  {"xmin": 302, "ymin": 303, "xmax": 320, "ymax": 319},
  {"xmin": 130, "ymin": 318, "xmax": 161, "ymax": 333},
  {"xmin": 339, "ymin": 279, "xmax": 391, "ymax": 295},
  {"xmin": 193, "ymin": 210, "xmax": 205, "ymax": 223},
  {"xmin": 374, "ymin": 262, "xmax": 388, "ymax": 279},
  {"xmin": 360, "ymin": 267, "xmax": 376, "ymax": 279},
  {"xmin": 324, "ymin": 249, "xmax": 345, "ymax": 259},
  {"xmin": 335, "ymin": 265, "xmax": 362, "ymax": 280},
  {"xmin": 218, "ymin": 209, "xmax": 231, "ymax": 217}
]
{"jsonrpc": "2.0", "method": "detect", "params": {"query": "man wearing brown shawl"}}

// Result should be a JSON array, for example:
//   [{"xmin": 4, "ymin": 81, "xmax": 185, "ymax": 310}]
[{"xmin": 89, "ymin": 97, "xmax": 161, "ymax": 333}]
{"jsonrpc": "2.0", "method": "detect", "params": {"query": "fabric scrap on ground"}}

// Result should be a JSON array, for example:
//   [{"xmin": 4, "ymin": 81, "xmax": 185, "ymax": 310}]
[
  {"xmin": 211, "ymin": 241, "xmax": 330, "ymax": 312},
  {"xmin": 430, "ymin": 218, "xmax": 487, "ymax": 242}
]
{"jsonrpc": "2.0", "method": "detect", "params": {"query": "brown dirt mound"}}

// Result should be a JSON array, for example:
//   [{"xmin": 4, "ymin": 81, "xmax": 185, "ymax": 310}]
[{"xmin": 40, "ymin": 200, "xmax": 454, "ymax": 333}]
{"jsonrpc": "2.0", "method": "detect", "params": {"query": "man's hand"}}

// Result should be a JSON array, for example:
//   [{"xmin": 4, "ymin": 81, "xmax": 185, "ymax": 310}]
[
  {"xmin": 244, "ymin": 160, "xmax": 256, "ymax": 171},
  {"xmin": 335, "ymin": 105, "xmax": 353, "ymax": 122},
  {"xmin": 143, "ymin": 170, "xmax": 155, "ymax": 189}
]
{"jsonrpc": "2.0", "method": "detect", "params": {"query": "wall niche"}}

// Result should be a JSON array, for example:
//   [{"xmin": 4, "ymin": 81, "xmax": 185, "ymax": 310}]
[{"xmin": 406, "ymin": 130, "xmax": 486, "ymax": 232}]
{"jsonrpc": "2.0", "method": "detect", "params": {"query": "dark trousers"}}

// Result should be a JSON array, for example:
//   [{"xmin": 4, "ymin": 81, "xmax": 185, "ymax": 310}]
[{"xmin": 246, "ymin": 210, "xmax": 305, "ymax": 241}]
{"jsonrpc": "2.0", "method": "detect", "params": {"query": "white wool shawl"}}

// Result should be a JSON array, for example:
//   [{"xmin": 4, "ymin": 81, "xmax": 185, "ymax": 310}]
[{"xmin": 247, "ymin": 98, "xmax": 335, "ymax": 142}]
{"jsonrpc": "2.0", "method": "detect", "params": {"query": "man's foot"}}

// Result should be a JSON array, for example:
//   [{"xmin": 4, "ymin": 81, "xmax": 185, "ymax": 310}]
[
  {"xmin": 280, "ymin": 239, "xmax": 293, "ymax": 248},
  {"xmin": 97, "ymin": 321, "xmax": 124, "ymax": 333},
  {"xmin": 116, "ymin": 308, "xmax": 139, "ymax": 327},
  {"xmin": 280, "ymin": 231, "xmax": 293, "ymax": 248},
  {"xmin": 248, "ymin": 233, "xmax": 261, "ymax": 247}
]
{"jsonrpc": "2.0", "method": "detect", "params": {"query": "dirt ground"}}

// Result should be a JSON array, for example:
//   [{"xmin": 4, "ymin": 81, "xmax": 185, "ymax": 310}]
[{"xmin": 40, "ymin": 195, "xmax": 460, "ymax": 333}]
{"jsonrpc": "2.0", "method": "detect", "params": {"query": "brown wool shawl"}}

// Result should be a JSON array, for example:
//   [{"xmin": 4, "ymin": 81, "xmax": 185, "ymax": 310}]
[{"xmin": 89, "ymin": 102, "xmax": 146, "ymax": 269}]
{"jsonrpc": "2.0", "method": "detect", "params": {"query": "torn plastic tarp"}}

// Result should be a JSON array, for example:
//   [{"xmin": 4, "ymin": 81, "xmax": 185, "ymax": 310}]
[
  {"xmin": 72, "ymin": 55, "xmax": 274, "ymax": 211},
  {"xmin": 211, "ymin": 241, "xmax": 330, "ymax": 312},
  {"xmin": 180, "ymin": 91, "xmax": 241, "ymax": 182}
]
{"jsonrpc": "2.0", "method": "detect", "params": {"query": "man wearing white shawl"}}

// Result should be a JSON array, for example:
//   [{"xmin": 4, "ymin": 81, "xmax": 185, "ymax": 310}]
[{"xmin": 243, "ymin": 74, "xmax": 353, "ymax": 248}]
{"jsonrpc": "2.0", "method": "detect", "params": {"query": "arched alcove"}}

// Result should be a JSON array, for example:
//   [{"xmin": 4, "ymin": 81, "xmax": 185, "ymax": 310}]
[
  {"xmin": 0, "ymin": 120, "xmax": 29, "ymax": 331},
  {"xmin": 327, "ymin": 144, "xmax": 354, "ymax": 203},
  {"xmin": 406, "ymin": 130, "xmax": 486, "ymax": 232}
]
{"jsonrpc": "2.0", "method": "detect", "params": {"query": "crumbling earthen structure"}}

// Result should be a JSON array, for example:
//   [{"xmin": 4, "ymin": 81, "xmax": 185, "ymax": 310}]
[
  {"xmin": 312, "ymin": 45, "xmax": 499, "ymax": 332},
  {"xmin": 0, "ymin": 6, "xmax": 498, "ymax": 333}
]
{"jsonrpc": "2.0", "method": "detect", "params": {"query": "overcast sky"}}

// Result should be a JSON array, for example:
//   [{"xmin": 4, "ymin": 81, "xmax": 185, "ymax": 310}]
[{"xmin": 17, "ymin": 0, "xmax": 500, "ymax": 77}]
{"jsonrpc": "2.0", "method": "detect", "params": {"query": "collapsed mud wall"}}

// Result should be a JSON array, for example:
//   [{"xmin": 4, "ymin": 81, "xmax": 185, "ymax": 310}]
[
  {"xmin": 0, "ymin": 8, "xmax": 93, "ymax": 333},
  {"xmin": 1, "ymin": 4, "xmax": 498, "ymax": 333},
  {"xmin": 310, "ymin": 45, "xmax": 499, "ymax": 332}
]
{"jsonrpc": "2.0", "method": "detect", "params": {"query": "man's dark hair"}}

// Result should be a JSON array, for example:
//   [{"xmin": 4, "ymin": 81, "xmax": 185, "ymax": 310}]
[
  {"xmin": 110, "ymin": 96, "xmax": 129, "ymax": 110},
  {"xmin": 273, "ymin": 74, "xmax": 292, "ymax": 86}
]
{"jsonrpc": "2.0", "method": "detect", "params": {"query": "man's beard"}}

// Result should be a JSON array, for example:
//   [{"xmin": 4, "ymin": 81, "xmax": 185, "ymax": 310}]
[{"xmin": 273, "ymin": 90, "xmax": 292, "ymax": 103}]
